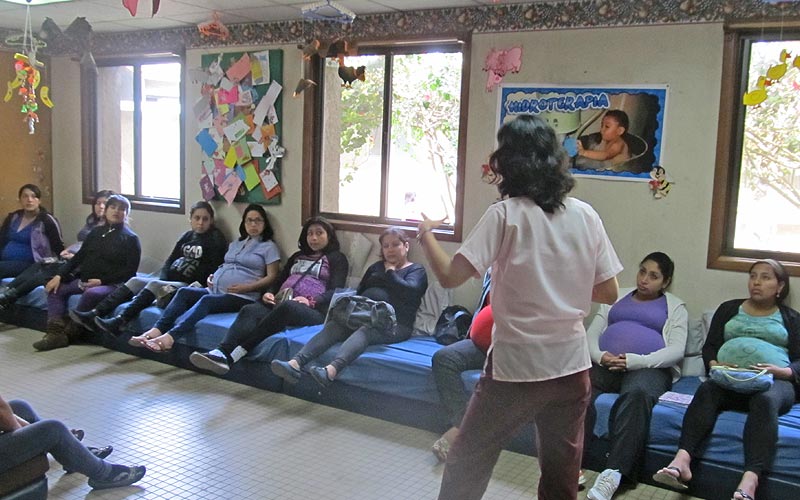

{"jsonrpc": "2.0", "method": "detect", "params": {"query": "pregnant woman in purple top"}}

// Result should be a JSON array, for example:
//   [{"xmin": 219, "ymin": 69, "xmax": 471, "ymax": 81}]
[{"xmin": 584, "ymin": 252, "xmax": 688, "ymax": 500}]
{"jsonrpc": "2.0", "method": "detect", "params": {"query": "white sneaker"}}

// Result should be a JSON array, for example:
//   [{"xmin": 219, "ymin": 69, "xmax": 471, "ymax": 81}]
[{"xmin": 587, "ymin": 469, "xmax": 621, "ymax": 500}]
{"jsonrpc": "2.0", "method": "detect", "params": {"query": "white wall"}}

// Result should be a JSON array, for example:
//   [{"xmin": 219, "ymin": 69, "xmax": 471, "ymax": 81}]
[{"xmin": 50, "ymin": 23, "xmax": 799, "ymax": 318}]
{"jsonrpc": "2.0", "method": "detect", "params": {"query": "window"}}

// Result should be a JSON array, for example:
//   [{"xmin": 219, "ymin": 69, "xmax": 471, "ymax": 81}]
[
  {"xmin": 708, "ymin": 23, "xmax": 800, "ymax": 274},
  {"xmin": 302, "ymin": 37, "xmax": 470, "ymax": 240},
  {"xmin": 82, "ymin": 54, "xmax": 184, "ymax": 212}
]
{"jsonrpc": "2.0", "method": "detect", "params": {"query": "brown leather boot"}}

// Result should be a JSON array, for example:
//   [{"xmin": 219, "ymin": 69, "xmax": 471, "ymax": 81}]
[{"xmin": 33, "ymin": 319, "xmax": 69, "ymax": 351}]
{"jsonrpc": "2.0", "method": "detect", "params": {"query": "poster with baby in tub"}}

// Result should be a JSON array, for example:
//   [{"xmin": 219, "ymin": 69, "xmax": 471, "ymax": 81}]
[{"xmin": 497, "ymin": 84, "xmax": 668, "ymax": 181}]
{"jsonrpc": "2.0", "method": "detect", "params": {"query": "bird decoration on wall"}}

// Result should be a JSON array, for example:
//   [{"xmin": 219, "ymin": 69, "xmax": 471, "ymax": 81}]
[
  {"xmin": 743, "ymin": 48, "xmax": 800, "ymax": 106},
  {"xmin": 293, "ymin": 78, "xmax": 317, "ymax": 97},
  {"xmin": 338, "ymin": 64, "xmax": 365, "ymax": 88},
  {"xmin": 122, "ymin": 0, "xmax": 161, "ymax": 17}
]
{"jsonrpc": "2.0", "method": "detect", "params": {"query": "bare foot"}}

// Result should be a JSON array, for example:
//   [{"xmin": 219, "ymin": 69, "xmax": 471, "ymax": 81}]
[
  {"xmin": 325, "ymin": 365, "xmax": 337, "ymax": 380},
  {"xmin": 128, "ymin": 328, "xmax": 162, "ymax": 347},
  {"xmin": 733, "ymin": 471, "xmax": 758, "ymax": 500},
  {"xmin": 653, "ymin": 450, "xmax": 692, "ymax": 490},
  {"xmin": 144, "ymin": 333, "xmax": 174, "ymax": 353}
]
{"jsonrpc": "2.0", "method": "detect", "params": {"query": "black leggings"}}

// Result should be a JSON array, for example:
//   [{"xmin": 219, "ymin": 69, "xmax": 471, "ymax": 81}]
[
  {"xmin": 219, "ymin": 300, "xmax": 324, "ymax": 355},
  {"xmin": 6, "ymin": 261, "xmax": 61, "ymax": 296},
  {"xmin": 679, "ymin": 378, "xmax": 796, "ymax": 475},
  {"xmin": 293, "ymin": 320, "xmax": 412, "ymax": 373}
]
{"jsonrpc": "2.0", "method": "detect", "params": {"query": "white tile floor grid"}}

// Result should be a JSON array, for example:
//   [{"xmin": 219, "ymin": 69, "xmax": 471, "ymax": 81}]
[{"xmin": 0, "ymin": 326, "xmax": 699, "ymax": 499}]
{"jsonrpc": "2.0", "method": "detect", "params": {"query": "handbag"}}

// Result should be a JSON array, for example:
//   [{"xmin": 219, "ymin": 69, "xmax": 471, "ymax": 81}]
[
  {"xmin": 709, "ymin": 365, "xmax": 774, "ymax": 394},
  {"xmin": 274, "ymin": 287, "xmax": 294, "ymax": 304},
  {"xmin": 274, "ymin": 255, "xmax": 324, "ymax": 305},
  {"xmin": 433, "ymin": 305, "xmax": 473, "ymax": 346},
  {"xmin": 326, "ymin": 295, "xmax": 396, "ymax": 332}
]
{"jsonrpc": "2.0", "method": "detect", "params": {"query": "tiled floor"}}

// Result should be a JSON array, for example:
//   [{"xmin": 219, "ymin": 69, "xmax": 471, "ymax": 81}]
[{"xmin": 1, "ymin": 326, "xmax": 699, "ymax": 499}]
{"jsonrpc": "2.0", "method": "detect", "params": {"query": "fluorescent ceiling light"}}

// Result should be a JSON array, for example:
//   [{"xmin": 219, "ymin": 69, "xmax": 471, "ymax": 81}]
[{"xmin": 2, "ymin": 0, "xmax": 73, "ymax": 5}]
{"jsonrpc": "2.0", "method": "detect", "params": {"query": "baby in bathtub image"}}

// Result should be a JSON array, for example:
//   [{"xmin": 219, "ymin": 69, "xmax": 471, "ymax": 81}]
[{"xmin": 577, "ymin": 109, "xmax": 631, "ymax": 166}]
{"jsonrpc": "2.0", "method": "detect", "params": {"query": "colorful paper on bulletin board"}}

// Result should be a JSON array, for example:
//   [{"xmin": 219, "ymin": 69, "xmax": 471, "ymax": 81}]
[{"xmin": 201, "ymin": 49, "xmax": 283, "ymax": 205}]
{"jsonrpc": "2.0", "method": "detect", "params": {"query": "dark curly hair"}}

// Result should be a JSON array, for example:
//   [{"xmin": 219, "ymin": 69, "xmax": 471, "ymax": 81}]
[
  {"xmin": 488, "ymin": 114, "xmax": 575, "ymax": 213},
  {"xmin": 298, "ymin": 216, "xmax": 339, "ymax": 254}
]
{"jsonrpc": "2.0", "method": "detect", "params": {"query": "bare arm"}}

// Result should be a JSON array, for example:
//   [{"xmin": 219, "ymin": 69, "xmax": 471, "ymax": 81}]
[
  {"xmin": 417, "ymin": 230, "xmax": 478, "ymax": 288},
  {"xmin": 592, "ymin": 276, "xmax": 619, "ymax": 305}
]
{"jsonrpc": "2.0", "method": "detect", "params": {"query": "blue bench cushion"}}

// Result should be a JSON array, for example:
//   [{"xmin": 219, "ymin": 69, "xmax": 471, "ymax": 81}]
[
  {"xmin": 593, "ymin": 376, "xmax": 800, "ymax": 485},
  {"xmin": 284, "ymin": 325, "xmax": 442, "ymax": 404}
]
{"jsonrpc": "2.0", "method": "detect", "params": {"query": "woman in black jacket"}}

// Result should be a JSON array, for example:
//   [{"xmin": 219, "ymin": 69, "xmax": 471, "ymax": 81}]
[
  {"xmin": 190, "ymin": 216, "xmax": 348, "ymax": 375},
  {"xmin": 33, "ymin": 195, "xmax": 141, "ymax": 351},
  {"xmin": 71, "ymin": 201, "xmax": 228, "ymax": 336},
  {"xmin": 0, "ymin": 189, "xmax": 113, "ymax": 310}
]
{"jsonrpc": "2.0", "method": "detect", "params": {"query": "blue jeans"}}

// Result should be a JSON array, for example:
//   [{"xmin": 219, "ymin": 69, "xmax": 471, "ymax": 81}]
[
  {"xmin": 153, "ymin": 287, "xmax": 251, "ymax": 338},
  {"xmin": 0, "ymin": 400, "xmax": 111, "ymax": 479},
  {"xmin": 432, "ymin": 339, "xmax": 487, "ymax": 428}
]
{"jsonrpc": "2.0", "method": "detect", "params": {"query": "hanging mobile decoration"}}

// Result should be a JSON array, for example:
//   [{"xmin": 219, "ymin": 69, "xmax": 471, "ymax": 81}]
[{"xmin": 3, "ymin": 1, "xmax": 53, "ymax": 135}]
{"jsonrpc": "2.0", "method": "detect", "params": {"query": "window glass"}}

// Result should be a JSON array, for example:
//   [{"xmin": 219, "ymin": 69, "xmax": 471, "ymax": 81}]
[
  {"xmin": 734, "ymin": 40, "xmax": 800, "ymax": 254},
  {"xmin": 314, "ymin": 42, "xmax": 465, "ymax": 233}
]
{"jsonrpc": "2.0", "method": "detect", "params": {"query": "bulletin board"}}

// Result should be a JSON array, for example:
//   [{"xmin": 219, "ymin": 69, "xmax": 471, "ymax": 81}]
[{"xmin": 196, "ymin": 49, "xmax": 284, "ymax": 205}]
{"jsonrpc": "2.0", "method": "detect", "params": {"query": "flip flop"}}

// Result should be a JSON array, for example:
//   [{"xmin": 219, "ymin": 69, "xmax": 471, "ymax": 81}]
[
  {"xmin": 144, "ymin": 338, "xmax": 173, "ymax": 354},
  {"xmin": 732, "ymin": 489, "xmax": 755, "ymax": 500},
  {"xmin": 128, "ymin": 332, "xmax": 158, "ymax": 347},
  {"xmin": 652, "ymin": 466, "xmax": 689, "ymax": 490}
]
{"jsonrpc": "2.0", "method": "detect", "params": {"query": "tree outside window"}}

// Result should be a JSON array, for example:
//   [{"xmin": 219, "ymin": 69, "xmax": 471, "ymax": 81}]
[
  {"xmin": 708, "ymin": 25, "xmax": 800, "ymax": 273},
  {"xmin": 308, "ymin": 39, "xmax": 469, "ymax": 240}
]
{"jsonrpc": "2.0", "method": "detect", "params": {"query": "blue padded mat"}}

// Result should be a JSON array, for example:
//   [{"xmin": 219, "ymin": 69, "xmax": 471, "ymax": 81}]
[
  {"xmin": 283, "ymin": 325, "xmax": 442, "ymax": 404},
  {"xmin": 593, "ymin": 376, "xmax": 800, "ymax": 484}
]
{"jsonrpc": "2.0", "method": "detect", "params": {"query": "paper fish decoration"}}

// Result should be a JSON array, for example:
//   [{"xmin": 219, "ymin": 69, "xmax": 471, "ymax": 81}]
[
  {"xmin": 483, "ymin": 46, "xmax": 522, "ymax": 92},
  {"xmin": 338, "ymin": 65, "xmax": 365, "ymax": 88}
]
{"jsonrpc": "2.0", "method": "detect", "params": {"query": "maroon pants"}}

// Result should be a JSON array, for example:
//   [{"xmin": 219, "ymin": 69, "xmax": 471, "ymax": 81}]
[{"xmin": 438, "ymin": 353, "xmax": 591, "ymax": 500}]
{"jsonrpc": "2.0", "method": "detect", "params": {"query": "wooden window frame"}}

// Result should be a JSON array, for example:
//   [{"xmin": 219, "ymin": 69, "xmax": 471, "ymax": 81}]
[
  {"xmin": 708, "ymin": 21, "xmax": 800, "ymax": 275},
  {"xmin": 81, "ymin": 53, "xmax": 185, "ymax": 214},
  {"xmin": 301, "ymin": 34, "xmax": 471, "ymax": 241}
]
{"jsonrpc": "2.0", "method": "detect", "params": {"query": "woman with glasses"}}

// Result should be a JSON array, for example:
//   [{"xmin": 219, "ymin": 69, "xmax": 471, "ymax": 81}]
[{"xmin": 130, "ymin": 204, "xmax": 280, "ymax": 353}]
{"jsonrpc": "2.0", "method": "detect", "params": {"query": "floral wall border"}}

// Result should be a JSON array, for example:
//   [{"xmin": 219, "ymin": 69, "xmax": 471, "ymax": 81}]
[{"xmin": 1, "ymin": 0, "xmax": 798, "ymax": 57}]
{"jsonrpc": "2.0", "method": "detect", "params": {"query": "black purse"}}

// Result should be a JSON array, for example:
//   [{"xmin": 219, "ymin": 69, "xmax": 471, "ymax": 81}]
[{"xmin": 327, "ymin": 295, "xmax": 396, "ymax": 332}]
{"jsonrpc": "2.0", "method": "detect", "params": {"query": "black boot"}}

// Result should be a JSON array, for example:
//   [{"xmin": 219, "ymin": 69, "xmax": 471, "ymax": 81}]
[
  {"xmin": 94, "ymin": 285, "xmax": 135, "ymax": 318},
  {"xmin": 0, "ymin": 287, "xmax": 20, "ymax": 311},
  {"xmin": 33, "ymin": 319, "xmax": 69, "ymax": 351},
  {"xmin": 94, "ymin": 288, "xmax": 155, "ymax": 337},
  {"xmin": 94, "ymin": 315, "xmax": 126, "ymax": 337},
  {"xmin": 69, "ymin": 309, "xmax": 98, "ymax": 331}
]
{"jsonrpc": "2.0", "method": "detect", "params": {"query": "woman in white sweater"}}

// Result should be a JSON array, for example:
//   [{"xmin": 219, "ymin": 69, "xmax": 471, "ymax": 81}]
[{"xmin": 584, "ymin": 251, "xmax": 688, "ymax": 500}]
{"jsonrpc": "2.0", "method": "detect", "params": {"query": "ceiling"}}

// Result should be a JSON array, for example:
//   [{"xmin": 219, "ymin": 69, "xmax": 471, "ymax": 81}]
[{"xmin": 0, "ymin": 0, "xmax": 541, "ymax": 34}]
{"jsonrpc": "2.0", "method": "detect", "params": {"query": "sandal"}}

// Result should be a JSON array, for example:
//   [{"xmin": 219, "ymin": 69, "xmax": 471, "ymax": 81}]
[
  {"xmin": 652, "ymin": 466, "xmax": 689, "ymax": 490},
  {"xmin": 128, "ymin": 330, "xmax": 160, "ymax": 347},
  {"xmin": 732, "ymin": 489, "xmax": 755, "ymax": 500},
  {"xmin": 144, "ymin": 335, "xmax": 173, "ymax": 354},
  {"xmin": 431, "ymin": 436, "xmax": 450, "ymax": 463}
]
